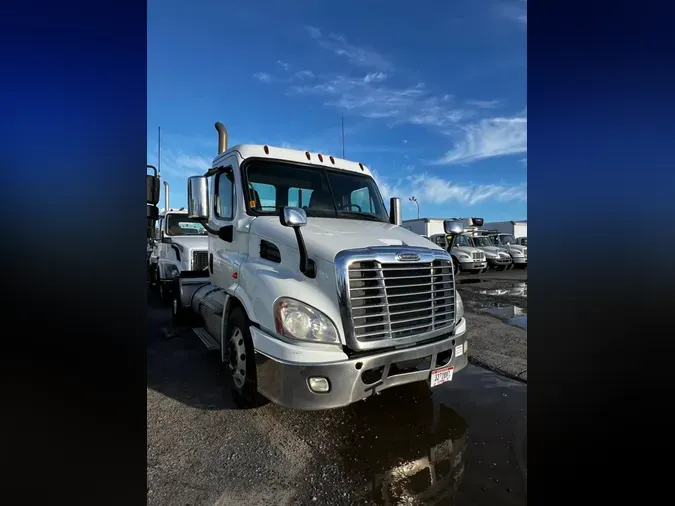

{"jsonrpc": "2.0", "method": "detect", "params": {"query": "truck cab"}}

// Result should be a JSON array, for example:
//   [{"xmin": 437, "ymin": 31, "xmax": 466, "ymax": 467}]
[
  {"xmin": 488, "ymin": 233, "xmax": 527, "ymax": 267},
  {"xmin": 171, "ymin": 122, "xmax": 470, "ymax": 410},
  {"xmin": 148, "ymin": 207, "xmax": 209, "ymax": 300},
  {"xmin": 428, "ymin": 233, "xmax": 487, "ymax": 275}
]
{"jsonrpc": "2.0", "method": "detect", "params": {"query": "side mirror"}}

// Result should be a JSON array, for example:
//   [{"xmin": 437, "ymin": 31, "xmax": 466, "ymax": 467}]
[
  {"xmin": 279, "ymin": 206, "xmax": 314, "ymax": 278},
  {"xmin": 444, "ymin": 220, "xmax": 464, "ymax": 235},
  {"xmin": 389, "ymin": 197, "xmax": 401, "ymax": 226},
  {"xmin": 147, "ymin": 205, "xmax": 159, "ymax": 220},
  {"xmin": 280, "ymin": 207, "xmax": 307, "ymax": 228},
  {"xmin": 147, "ymin": 165, "xmax": 159, "ymax": 205},
  {"xmin": 161, "ymin": 237, "xmax": 172, "ymax": 244},
  {"xmin": 187, "ymin": 176, "xmax": 209, "ymax": 220}
]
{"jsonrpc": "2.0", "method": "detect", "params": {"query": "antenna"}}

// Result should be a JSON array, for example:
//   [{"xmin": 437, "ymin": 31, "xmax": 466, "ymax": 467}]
[
  {"xmin": 157, "ymin": 126, "xmax": 161, "ymax": 177},
  {"xmin": 341, "ymin": 117, "xmax": 345, "ymax": 158}
]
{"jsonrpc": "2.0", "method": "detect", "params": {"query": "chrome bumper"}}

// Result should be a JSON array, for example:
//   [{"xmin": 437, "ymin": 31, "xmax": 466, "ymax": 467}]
[{"xmin": 254, "ymin": 320, "xmax": 468, "ymax": 410}]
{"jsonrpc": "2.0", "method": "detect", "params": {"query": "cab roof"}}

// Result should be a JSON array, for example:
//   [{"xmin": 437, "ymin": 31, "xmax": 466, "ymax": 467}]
[{"xmin": 213, "ymin": 144, "xmax": 373, "ymax": 177}]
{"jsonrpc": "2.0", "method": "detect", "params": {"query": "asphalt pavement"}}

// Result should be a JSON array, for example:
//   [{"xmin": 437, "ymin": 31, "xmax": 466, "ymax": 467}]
[{"xmin": 147, "ymin": 281, "xmax": 527, "ymax": 506}]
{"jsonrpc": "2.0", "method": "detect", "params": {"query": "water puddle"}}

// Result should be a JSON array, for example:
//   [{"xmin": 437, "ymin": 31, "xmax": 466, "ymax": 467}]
[
  {"xmin": 478, "ymin": 282, "xmax": 527, "ymax": 298},
  {"xmin": 331, "ymin": 385, "xmax": 468, "ymax": 505},
  {"xmin": 476, "ymin": 305, "xmax": 527, "ymax": 329}
]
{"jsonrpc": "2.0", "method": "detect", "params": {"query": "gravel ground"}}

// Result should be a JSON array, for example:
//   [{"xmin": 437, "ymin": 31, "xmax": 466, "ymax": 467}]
[{"xmin": 147, "ymin": 287, "xmax": 527, "ymax": 506}]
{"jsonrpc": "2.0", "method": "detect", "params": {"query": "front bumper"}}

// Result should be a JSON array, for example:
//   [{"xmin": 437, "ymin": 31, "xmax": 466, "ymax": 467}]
[
  {"xmin": 459, "ymin": 261, "xmax": 487, "ymax": 270},
  {"xmin": 254, "ymin": 319, "xmax": 469, "ymax": 410},
  {"xmin": 487, "ymin": 257, "xmax": 512, "ymax": 266},
  {"xmin": 512, "ymin": 256, "xmax": 527, "ymax": 264}
]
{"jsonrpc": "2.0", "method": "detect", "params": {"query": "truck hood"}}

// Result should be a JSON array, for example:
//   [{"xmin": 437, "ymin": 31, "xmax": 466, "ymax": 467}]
[
  {"xmin": 249, "ymin": 216, "xmax": 443, "ymax": 262},
  {"xmin": 476, "ymin": 246, "xmax": 510, "ymax": 255},
  {"xmin": 169, "ymin": 236, "xmax": 208, "ymax": 251},
  {"xmin": 503, "ymin": 244, "xmax": 526, "ymax": 254}
]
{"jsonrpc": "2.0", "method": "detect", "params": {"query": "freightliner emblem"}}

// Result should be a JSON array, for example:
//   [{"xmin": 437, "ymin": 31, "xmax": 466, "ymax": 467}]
[{"xmin": 396, "ymin": 252, "xmax": 421, "ymax": 262}]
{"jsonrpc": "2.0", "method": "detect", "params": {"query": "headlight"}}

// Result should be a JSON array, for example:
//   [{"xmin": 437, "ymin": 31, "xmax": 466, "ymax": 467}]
[
  {"xmin": 511, "ymin": 251, "xmax": 523, "ymax": 257},
  {"xmin": 165, "ymin": 264, "xmax": 180, "ymax": 278},
  {"xmin": 274, "ymin": 297, "xmax": 339, "ymax": 343},
  {"xmin": 484, "ymin": 252, "xmax": 497, "ymax": 259},
  {"xmin": 458, "ymin": 254, "xmax": 470, "ymax": 259},
  {"xmin": 455, "ymin": 291, "xmax": 464, "ymax": 322}
]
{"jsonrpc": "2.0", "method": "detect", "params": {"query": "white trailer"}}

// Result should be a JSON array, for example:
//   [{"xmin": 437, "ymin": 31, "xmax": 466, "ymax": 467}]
[
  {"xmin": 169, "ymin": 121, "xmax": 471, "ymax": 411},
  {"xmin": 482, "ymin": 221, "xmax": 527, "ymax": 239},
  {"xmin": 401, "ymin": 218, "xmax": 447, "ymax": 237}
]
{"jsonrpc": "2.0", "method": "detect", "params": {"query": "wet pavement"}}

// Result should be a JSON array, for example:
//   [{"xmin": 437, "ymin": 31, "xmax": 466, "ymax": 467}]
[
  {"xmin": 147, "ymin": 292, "xmax": 527, "ymax": 506},
  {"xmin": 457, "ymin": 269, "xmax": 527, "ymax": 329},
  {"xmin": 455, "ymin": 269, "xmax": 527, "ymax": 381}
]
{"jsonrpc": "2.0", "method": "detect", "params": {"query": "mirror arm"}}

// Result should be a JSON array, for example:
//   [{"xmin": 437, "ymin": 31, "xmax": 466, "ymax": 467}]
[
  {"xmin": 199, "ymin": 220, "xmax": 220, "ymax": 235},
  {"xmin": 294, "ymin": 227, "xmax": 315, "ymax": 277}
]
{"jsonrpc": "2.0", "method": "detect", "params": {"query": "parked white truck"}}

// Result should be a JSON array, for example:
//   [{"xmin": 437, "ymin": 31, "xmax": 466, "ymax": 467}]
[
  {"xmin": 403, "ymin": 218, "xmax": 487, "ymax": 275},
  {"xmin": 487, "ymin": 232, "xmax": 527, "ymax": 268},
  {"xmin": 168, "ymin": 122, "xmax": 470, "ymax": 410},
  {"xmin": 148, "ymin": 181, "xmax": 209, "ymax": 301}
]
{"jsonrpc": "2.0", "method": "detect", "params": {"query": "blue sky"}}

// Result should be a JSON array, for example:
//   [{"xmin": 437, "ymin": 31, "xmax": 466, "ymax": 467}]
[{"xmin": 148, "ymin": 0, "xmax": 526, "ymax": 221}]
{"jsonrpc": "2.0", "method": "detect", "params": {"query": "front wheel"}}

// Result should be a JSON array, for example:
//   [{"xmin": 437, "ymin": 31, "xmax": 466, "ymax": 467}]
[
  {"xmin": 226, "ymin": 308, "xmax": 266, "ymax": 408},
  {"xmin": 452, "ymin": 259, "xmax": 461, "ymax": 276}
]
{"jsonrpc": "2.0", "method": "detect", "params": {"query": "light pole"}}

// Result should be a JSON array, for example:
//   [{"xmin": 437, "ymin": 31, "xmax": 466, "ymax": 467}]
[{"xmin": 409, "ymin": 196, "xmax": 419, "ymax": 219}]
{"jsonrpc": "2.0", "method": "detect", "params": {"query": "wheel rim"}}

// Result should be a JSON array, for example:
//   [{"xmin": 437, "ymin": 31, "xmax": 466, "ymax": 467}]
[{"xmin": 228, "ymin": 327, "xmax": 247, "ymax": 389}]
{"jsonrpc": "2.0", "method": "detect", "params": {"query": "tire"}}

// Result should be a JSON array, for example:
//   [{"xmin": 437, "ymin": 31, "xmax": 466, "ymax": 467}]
[
  {"xmin": 225, "ymin": 307, "xmax": 265, "ymax": 408},
  {"xmin": 452, "ymin": 258, "xmax": 461, "ymax": 276}
]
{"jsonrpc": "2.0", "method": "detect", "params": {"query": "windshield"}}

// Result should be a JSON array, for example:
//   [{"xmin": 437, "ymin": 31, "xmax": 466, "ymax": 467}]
[
  {"xmin": 491, "ymin": 234, "xmax": 516, "ymax": 245},
  {"xmin": 244, "ymin": 160, "xmax": 389, "ymax": 223},
  {"xmin": 452, "ymin": 235, "xmax": 472, "ymax": 248},
  {"xmin": 165, "ymin": 214, "xmax": 207, "ymax": 236},
  {"xmin": 473, "ymin": 236, "xmax": 493, "ymax": 247}
]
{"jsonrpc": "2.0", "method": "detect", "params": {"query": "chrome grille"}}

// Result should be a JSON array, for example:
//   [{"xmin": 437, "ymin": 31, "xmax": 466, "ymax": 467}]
[
  {"xmin": 347, "ymin": 259, "xmax": 455, "ymax": 342},
  {"xmin": 192, "ymin": 250, "xmax": 209, "ymax": 271},
  {"xmin": 471, "ymin": 251, "xmax": 484, "ymax": 260},
  {"xmin": 523, "ymin": 248, "xmax": 527, "ymax": 257}
]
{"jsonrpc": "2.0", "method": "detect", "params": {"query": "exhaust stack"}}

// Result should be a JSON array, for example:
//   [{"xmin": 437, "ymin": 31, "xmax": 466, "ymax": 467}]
[
  {"xmin": 215, "ymin": 122, "xmax": 228, "ymax": 154},
  {"xmin": 164, "ymin": 181, "xmax": 169, "ymax": 213}
]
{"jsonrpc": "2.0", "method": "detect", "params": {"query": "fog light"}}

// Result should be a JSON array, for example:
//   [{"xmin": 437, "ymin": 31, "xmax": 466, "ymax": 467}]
[
  {"xmin": 464, "ymin": 341, "xmax": 468, "ymax": 353},
  {"xmin": 308, "ymin": 377, "xmax": 330, "ymax": 393}
]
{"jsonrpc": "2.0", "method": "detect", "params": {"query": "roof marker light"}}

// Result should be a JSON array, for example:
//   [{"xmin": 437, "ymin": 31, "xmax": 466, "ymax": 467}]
[
  {"xmin": 305, "ymin": 151, "xmax": 311, "ymax": 160},
  {"xmin": 359, "ymin": 163, "xmax": 364, "ymax": 171},
  {"xmin": 263, "ymin": 145, "xmax": 269, "ymax": 154},
  {"xmin": 318, "ymin": 154, "xmax": 324, "ymax": 162},
  {"xmin": 329, "ymin": 156, "xmax": 335, "ymax": 164}
]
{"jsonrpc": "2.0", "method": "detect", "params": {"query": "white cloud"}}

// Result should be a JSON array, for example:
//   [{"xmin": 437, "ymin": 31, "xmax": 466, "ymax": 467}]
[
  {"xmin": 466, "ymin": 99, "xmax": 500, "ymax": 109},
  {"xmin": 151, "ymin": 149, "xmax": 213, "ymax": 179},
  {"xmin": 290, "ymin": 76, "xmax": 468, "ymax": 127},
  {"xmin": 364, "ymin": 72, "xmax": 387, "ymax": 83},
  {"xmin": 253, "ymin": 72, "xmax": 272, "ymax": 83},
  {"xmin": 372, "ymin": 170, "xmax": 526, "ymax": 206},
  {"xmin": 294, "ymin": 70, "xmax": 315, "ymax": 80},
  {"xmin": 277, "ymin": 60, "xmax": 290, "ymax": 71},
  {"xmin": 498, "ymin": 0, "xmax": 527, "ymax": 25},
  {"xmin": 305, "ymin": 26, "xmax": 322, "ymax": 39},
  {"xmin": 306, "ymin": 28, "xmax": 393, "ymax": 71},
  {"xmin": 434, "ymin": 115, "xmax": 527, "ymax": 165}
]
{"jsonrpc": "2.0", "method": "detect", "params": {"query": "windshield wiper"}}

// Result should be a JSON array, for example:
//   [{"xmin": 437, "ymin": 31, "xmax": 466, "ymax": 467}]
[{"xmin": 337, "ymin": 211, "xmax": 385, "ymax": 222}]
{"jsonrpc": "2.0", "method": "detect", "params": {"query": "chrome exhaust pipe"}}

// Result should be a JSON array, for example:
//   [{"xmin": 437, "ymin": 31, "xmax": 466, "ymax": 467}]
[
  {"xmin": 164, "ymin": 181, "xmax": 169, "ymax": 213},
  {"xmin": 215, "ymin": 122, "xmax": 228, "ymax": 154}
]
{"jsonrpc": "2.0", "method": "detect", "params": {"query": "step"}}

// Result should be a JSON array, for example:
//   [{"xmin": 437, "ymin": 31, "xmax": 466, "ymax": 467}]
[{"xmin": 193, "ymin": 327, "xmax": 220, "ymax": 351}]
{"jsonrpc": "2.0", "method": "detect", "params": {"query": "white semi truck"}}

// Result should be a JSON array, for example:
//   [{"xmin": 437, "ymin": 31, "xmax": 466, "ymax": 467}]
[
  {"xmin": 168, "ymin": 122, "xmax": 470, "ymax": 410},
  {"xmin": 148, "ymin": 181, "xmax": 209, "ymax": 301}
]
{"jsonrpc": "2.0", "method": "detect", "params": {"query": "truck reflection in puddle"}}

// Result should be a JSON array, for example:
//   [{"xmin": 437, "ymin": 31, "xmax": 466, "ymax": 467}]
[
  {"xmin": 336, "ymin": 385, "xmax": 468, "ymax": 505},
  {"xmin": 472, "ymin": 304, "xmax": 527, "ymax": 329},
  {"xmin": 478, "ymin": 282, "xmax": 527, "ymax": 298}
]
